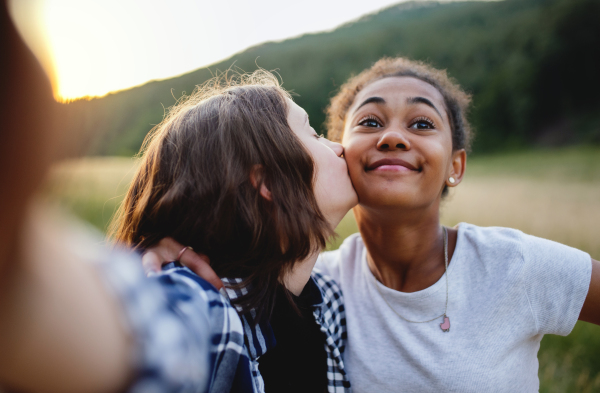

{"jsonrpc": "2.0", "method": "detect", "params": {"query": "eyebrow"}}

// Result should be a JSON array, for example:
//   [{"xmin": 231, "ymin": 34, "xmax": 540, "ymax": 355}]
[
  {"xmin": 407, "ymin": 96, "xmax": 442, "ymax": 117},
  {"xmin": 354, "ymin": 96, "xmax": 386, "ymax": 112}
]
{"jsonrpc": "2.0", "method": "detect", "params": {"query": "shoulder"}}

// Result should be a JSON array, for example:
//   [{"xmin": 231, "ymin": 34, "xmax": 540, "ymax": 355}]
[
  {"xmin": 156, "ymin": 268, "xmax": 245, "ymax": 353},
  {"xmin": 157, "ymin": 266, "xmax": 234, "ymax": 322},
  {"xmin": 308, "ymin": 272, "xmax": 350, "ymax": 389},
  {"xmin": 315, "ymin": 232, "xmax": 364, "ymax": 280},
  {"xmin": 456, "ymin": 223, "xmax": 529, "ymax": 271},
  {"xmin": 311, "ymin": 270, "xmax": 344, "ymax": 307},
  {"xmin": 458, "ymin": 222, "xmax": 526, "ymax": 250},
  {"xmin": 160, "ymin": 269, "xmax": 254, "ymax": 391},
  {"xmin": 98, "ymin": 252, "xmax": 213, "ymax": 391},
  {"xmin": 159, "ymin": 267, "xmax": 243, "ymax": 330},
  {"xmin": 456, "ymin": 223, "xmax": 591, "ymax": 295},
  {"xmin": 310, "ymin": 271, "xmax": 346, "ymax": 333},
  {"xmin": 452, "ymin": 223, "xmax": 534, "ymax": 285},
  {"xmin": 157, "ymin": 265, "xmax": 221, "ymax": 297},
  {"xmin": 458, "ymin": 222, "xmax": 589, "ymax": 263}
]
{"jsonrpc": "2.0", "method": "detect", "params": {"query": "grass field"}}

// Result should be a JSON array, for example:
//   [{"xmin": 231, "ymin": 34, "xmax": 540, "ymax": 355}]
[{"xmin": 44, "ymin": 147, "xmax": 600, "ymax": 392}]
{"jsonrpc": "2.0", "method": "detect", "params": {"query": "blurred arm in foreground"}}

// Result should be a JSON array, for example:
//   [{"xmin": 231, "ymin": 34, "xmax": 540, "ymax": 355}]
[{"xmin": 0, "ymin": 3, "xmax": 209, "ymax": 392}]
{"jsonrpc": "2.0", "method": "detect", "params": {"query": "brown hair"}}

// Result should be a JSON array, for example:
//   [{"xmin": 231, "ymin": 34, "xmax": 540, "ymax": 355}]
[
  {"xmin": 326, "ymin": 57, "xmax": 473, "ymax": 151},
  {"xmin": 110, "ymin": 70, "xmax": 331, "ymax": 322}
]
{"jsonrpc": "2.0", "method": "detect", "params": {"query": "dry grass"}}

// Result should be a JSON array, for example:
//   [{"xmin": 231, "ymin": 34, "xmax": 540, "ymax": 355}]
[
  {"xmin": 43, "ymin": 147, "xmax": 600, "ymax": 391},
  {"xmin": 330, "ymin": 147, "xmax": 600, "ymax": 260},
  {"xmin": 325, "ymin": 147, "xmax": 600, "ymax": 393},
  {"xmin": 43, "ymin": 157, "xmax": 140, "ymax": 232},
  {"xmin": 441, "ymin": 177, "xmax": 600, "ymax": 259},
  {"xmin": 329, "ymin": 178, "xmax": 600, "ymax": 260}
]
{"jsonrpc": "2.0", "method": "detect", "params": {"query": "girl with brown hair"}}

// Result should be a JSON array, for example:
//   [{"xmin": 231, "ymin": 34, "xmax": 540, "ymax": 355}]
[{"xmin": 111, "ymin": 70, "xmax": 357, "ymax": 392}]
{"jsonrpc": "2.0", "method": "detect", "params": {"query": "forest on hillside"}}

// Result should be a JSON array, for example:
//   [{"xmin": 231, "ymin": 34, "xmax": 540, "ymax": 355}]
[{"xmin": 64, "ymin": 0, "xmax": 600, "ymax": 156}]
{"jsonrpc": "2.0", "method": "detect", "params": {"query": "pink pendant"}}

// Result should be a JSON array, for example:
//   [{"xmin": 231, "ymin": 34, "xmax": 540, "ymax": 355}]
[{"xmin": 440, "ymin": 316, "xmax": 450, "ymax": 332}]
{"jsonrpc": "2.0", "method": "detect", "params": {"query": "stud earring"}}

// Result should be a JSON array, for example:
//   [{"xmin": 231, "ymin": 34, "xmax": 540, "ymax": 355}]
[{"xmin": 448, "ymin": 177, "xmax": 456, "ymax": 184}]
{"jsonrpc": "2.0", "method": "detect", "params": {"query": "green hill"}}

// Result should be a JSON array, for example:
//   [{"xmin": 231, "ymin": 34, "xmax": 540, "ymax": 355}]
[{"xmin": 64, "ymin": 0, "xmax": 600, "ymax": 156}]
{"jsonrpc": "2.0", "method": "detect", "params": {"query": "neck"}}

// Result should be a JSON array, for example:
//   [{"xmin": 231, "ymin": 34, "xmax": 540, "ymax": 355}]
[
  {"xmin": 282, "ymin": 210, "xmax": 347, "ymax": 296},
  {"xmin": 283, "ymin": 250, "xmax": 320, "ymax": 296},
  {"xmin": 355, "ymin": 201, "xmax": 455, "ymax": 293}
]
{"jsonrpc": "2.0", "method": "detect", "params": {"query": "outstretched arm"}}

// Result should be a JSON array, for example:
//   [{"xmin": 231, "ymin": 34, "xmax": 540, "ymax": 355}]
[
  {"xmin": 0, "ymin": 206, "xmax": 213, "ymax": 393},
  {"xmin": 0, "ymin": 4, "xmax": 134, "ymax": 391},
  {"xmin": 0, "ymin": 5, "xmax": 211, "ymax": 390},
  {"xmin": 579, "ymin": 258, "xmax": 600, "ymax": 325},
  {"xmin": 0, "ymin": 206, "xmax": 133, "ymax": 393}
]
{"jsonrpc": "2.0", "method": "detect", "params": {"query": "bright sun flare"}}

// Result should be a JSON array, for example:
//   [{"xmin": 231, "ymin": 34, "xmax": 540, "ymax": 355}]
[{"xmin": 9, "ymin": 0, "xmax": 472, "ymax": 101}]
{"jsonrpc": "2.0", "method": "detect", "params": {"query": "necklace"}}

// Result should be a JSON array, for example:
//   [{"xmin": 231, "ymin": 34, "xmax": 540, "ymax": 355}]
[{"xmin": 372, "ymin": 226, "xmax": 451, "ymax": 332}]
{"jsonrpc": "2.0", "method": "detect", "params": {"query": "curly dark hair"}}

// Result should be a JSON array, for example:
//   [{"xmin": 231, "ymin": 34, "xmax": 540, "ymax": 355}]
[{"xmin": 326, "ymin": 57, "xmax": 473, "ymax": 152}]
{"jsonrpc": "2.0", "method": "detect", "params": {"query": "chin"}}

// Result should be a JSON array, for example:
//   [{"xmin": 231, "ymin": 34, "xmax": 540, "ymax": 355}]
[{"xmin": 356, "ymin": 187, "xmax": 421, "ymax": 209}]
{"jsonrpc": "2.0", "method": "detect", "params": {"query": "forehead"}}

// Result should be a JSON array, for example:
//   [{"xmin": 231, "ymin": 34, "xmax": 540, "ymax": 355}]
[
  {"xmin": 287, "ymin": 98, "xmax": 305, "ymax": 119},
  {"xmin": 351, "ymin": 76, "xmax": 447, "ymax": 115}
]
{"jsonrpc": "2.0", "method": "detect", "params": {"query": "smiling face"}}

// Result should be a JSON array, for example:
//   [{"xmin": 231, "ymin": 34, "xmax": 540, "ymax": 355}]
[
  {"xmin": 287, "ymin": 99, "xmax": 358, "ymax": 227},
  {"xmin": 342, "ymin": 77, "xmax": 465, "ymax": 212}
]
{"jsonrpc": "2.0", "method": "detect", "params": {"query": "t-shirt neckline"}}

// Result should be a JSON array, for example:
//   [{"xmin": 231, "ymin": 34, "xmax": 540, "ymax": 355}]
[{"xmin": 362, "ymin": 224, "xmax": 463, "ymax": 300}]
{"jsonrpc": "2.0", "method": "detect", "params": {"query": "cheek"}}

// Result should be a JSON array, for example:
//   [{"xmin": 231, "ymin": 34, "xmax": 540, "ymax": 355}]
[
  {"xmin": 346, "ymin": 161, "xmax": 364, "ymax": 189},
  {"xmin": 342, "ymin": 140, "xmax": 369, "ymax": 183},
  {"xmin": 341, "ymin": 138, "xmax": 364, "ymax": 168},
  {"xmin": 312, "ymin": 145, "xmax": 341, "ymax": 182},
  {"xmin": 420, "ymin": 140, "xmax": 452, "ymax": 184}
]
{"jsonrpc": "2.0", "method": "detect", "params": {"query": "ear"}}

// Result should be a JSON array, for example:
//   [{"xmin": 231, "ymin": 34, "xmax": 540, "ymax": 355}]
[
  {"xmin": 446, "ymin": 149, "xmax": 467, "ymax": 187},
  {"xmin": 250, "ymin": 165, "xmax": 272, "ymax": 201}
]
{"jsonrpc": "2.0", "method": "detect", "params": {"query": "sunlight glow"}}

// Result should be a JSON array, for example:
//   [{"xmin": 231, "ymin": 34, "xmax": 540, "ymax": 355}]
[{"xmin": 10, "ymin": 0, "xmax": 493, "ymax": 101}]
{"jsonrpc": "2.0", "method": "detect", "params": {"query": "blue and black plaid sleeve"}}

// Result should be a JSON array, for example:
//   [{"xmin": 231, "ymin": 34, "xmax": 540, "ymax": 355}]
[{"xmin": 97, "ymin": 251, "xmax": 211, "ymax": 393}]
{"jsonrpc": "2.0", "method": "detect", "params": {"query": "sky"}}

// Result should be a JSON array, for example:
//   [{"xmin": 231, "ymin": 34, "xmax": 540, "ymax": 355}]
[{"xmin": 9, "ymin": 0, "xmax": 485, "ymax": 101}]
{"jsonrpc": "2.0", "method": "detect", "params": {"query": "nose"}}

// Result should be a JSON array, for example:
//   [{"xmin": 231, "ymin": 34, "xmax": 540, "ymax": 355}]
[
  {"xmin": 323, "ymin": 138, "xmax": 345, "ymax": 157},
  {"xmin": 377, "ymin": 130, "xmax": 411, "ymax": 151}
]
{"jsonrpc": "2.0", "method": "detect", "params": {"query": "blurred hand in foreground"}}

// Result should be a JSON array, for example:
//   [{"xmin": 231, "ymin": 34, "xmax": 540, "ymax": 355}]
[{"xmin": 142, "ymin": 237, "xmax": 223, "ymax": 290}]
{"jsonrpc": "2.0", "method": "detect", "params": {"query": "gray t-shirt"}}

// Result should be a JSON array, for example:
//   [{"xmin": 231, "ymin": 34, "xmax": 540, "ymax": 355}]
[{"xmin": 315, "ymin": 223, "xmax": 592, "ymax": 392}]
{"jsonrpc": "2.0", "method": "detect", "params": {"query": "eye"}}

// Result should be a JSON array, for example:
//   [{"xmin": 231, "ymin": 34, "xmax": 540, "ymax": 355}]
[
  {"xmin": 358, "ymin": 115, "xmax": 383, "ymax": 128},
  {"xmin": 409, "ymin": 116, "xmax": 435, "ymax": 130}
]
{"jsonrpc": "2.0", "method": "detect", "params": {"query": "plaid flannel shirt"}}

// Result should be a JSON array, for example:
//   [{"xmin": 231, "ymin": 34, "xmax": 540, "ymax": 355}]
[
  {"xmin": 98, "ymin": 251, "xmax": 213, "ymax": 393},
  {"xmin": 160, "ymin": 264, "xmax": 254, "ymax": 393},
  {"xmin": 100, "ymin": 250, "xmax": 350, "ymax": 393},
  {"xmin": 222, "ymin": 271, "xmax": 352, "ymax": 393},
  {"xmin": 101, "ymin": 251, "xmax": 256, "ymax": 393}
]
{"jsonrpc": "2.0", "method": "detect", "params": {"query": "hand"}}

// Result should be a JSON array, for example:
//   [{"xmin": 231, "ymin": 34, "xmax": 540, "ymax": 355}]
[
  {"xmin": 579, "ymin": 258, "xmax": 600, "ymax": 326},
  {"xmin": 142, "ymin": 238, "xmax": 223, "ymax": 290}
]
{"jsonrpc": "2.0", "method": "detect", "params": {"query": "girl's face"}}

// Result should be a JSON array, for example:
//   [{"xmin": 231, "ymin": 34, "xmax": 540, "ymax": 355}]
[
  {"xmin": 287, "ymin": 99, "xmax": 358, "ymax": 227},
  {"xmin": 342, "ymin": 77, "xmax": 465, "ymax": 211}
]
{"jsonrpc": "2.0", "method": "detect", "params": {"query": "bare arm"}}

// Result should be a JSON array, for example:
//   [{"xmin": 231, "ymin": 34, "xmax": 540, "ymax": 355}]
[
  {"xmin": 0, "ymin": 6, "xmax": 144, "ymax": 391},
  {"xmin": 579, "ymin": 258, "xmax": 600, "ymax": 325},
  {"xmin": 0, "ymin": 206, "xmax": 132, "ymax": 393}
]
